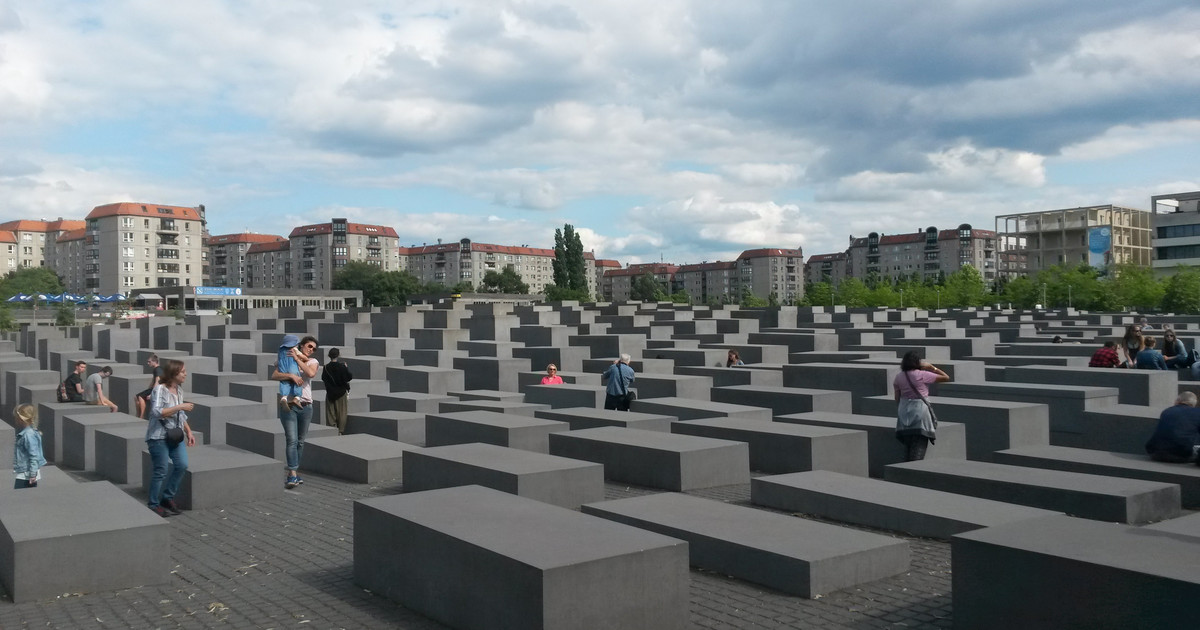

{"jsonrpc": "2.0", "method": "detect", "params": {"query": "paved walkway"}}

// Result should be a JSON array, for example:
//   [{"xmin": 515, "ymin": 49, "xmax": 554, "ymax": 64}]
[{"xmin": 0, "ymin": 473, "xmax": 952, "ymax": 629}]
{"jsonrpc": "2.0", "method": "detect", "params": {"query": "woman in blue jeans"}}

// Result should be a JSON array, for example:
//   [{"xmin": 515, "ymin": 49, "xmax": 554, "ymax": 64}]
[
  {"xmin": 272, "ymin": 335, "xmax": 319, "ymax": 489},
  {"xmin": 146, "ymin": 359, "xmax": 195, "ymax": 517}
]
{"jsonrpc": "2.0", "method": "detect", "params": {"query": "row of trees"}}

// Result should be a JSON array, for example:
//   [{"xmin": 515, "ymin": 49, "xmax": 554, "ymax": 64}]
[{"xmin": 331, "ymin": 261, "xmax": 534, "ymax": 306}]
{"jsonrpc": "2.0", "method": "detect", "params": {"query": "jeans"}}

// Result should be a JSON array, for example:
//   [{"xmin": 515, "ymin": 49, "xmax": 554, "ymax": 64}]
[
  {"xmin": 280, "ymin": 402, "xmax": 313, "ymax": 470},
  {"xmin": 147, "ymin": 438, "xmax": 188, "ymax": 507},
  {"xmin": 899, "ymin": 434, "xmax": 930, "ymax": 461},
  {"xmin": 13, "ymin": 478, "xmax": 36, "ymax": 489}
]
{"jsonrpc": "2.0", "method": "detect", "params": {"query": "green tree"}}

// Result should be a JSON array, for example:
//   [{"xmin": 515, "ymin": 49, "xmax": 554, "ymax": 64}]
[
  {"xmin": 834, "ymin": 277, "xmax": 869, "ymax": 307},
  {"xmin": 942, "ymin": 265, "xmax": 988, "ymax": 307},
  {"xmin": 0, "ymin": 267, "xmax": 64, "ymax": 299},
  {"xmin": 448, "ymin": 281, "xmax": 474, "ymax": 293},
  {"xmin": 1106, "ymin": 264, "xmax": 1165, "ymax": 310},
  {"xmin": 55, "ymin": 303, "xmax": 76, "ymax": 326},
  {"xmin": 0, "ymin": 304, "xmax": 15, "ymax": 332},
  {"xmin": 545, "ymin": 284, "xmax": 592, "ymax": 302},
  {"xmin": 551, "ymin": 224, "xmax": 588, "ymax": 292},
  {"xmin": 369, "ymin": 271, "xmax": 424, "ymax": 306},
  {"xmin": 739, "ymin": 287, "xmax": 768, "ymax": 307},
  {"xmin": 802, "ymin": 281, "xmax": 833, "ymax": 307},
  {"xmin": 999, "ymin": 275, "xmax": 1038, "ymax": 308},
  {"xmin": 1162, "ymin": 266, "xmax": 1200, "ymax": 313},
  {"xmin": 480, "ymin": 267, "xmax": 530, "ymax": 294},
  {"xmin": 630, "ymin": 273, "xmax": 663, "ymax": 301},
  {"xmin": 331, "ymin": 261, "xmax": 382, "ymax": 297}
]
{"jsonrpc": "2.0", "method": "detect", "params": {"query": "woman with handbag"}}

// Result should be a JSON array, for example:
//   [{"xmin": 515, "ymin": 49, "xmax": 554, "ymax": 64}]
[
  {"xmin": 893, "ymin": 351, "xmax": 950, "ymax": 462},
  {"xmin": 146, "ymin": 359, "xmax": 195, "ymax": 518}
]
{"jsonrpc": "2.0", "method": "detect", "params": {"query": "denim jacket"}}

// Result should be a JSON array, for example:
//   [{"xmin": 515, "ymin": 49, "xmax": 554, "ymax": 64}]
[{"xmin": 14, "ymin": 426, "xmax": 47, "ymax": 478}]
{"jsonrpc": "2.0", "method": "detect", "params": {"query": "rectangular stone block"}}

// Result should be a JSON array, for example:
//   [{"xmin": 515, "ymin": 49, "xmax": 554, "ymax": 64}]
[
  {"xmin": 631, "ymin": 374, "xmax": 713, "ymax": 400},
  {"xmin": 583, "ymin": 492, "xmax": 909, "ymax": 598},
  {"xmin": 1002, "ymin": 364, "xmax": 1176, "ymax": 406},
  {"xmin": 630, "ymin": 397, "xmax": 772, "ymax": 422},
  {"xmin": 549, "ymin": 426, "xmax": 750, "ymax": 491},
  {"xmin": 140, "ymin": 444, "xmax": 279, "ymax": 509},
  {"xmin": 354, "ymin": 485, "xmax": 689, "ymax": 630},
  {"xmin": 36, "ymin": 402, "xmax": 111, "ymax": 463},
  {"xmin": 302, "ymin": 434, "xmax": 420, "ymax": 483},
  {"xmin": 994, "ymin": 444, "xmax": 1200, "ymax": 508},
  {"xmin": 225, "ymin": 418, "xmax": 339, "ymax": 460},
  {"xmin": 953, "ymin": 515, "xmax": 1200, "ymax": 629},
  {"xmin": 752, "ymin": 470, "xmax": 1060, "ymax": 540},
  {"xmin": 345, "ymin": 410, "xmax": 426, "ymax": 445},
  {"xmin": 522, "ymin": 383, "xmax": 607, "ymax": 409},
  {"xmin": 60, "ymin": 411, "xmax": 144, "ymax": 470},
  {"xmin": 5, "ymin": 370, "xmax": 60, "ymax": 413},
  {"xmin": 534, "ymin": 407, "xmax": 675, "ymax": 432},
  {"xmin": 0, "ymin": 482, "xmax": 170, "ymax": 603},
  {"xmin": 884, "ymin": 459, "xmax": 1181, "ymax": 524},
  {"xmin": 672, "ymin": 417, "xmax": 868, "ymax": 475},
  {"xmin": 367, "ymin": 391, "xmax": 454, "ymax": 414},
  {"xmin": 437, "ymin": 399, "xmax": 550, "ymax": 417},
  {"xmin": 776, "ymin": 412, "xmax": 967, "ymax": 477},
  {"xmin": 187, "ymin": 396, "xmax": 274, "ymax": 445},
  {"xmin": 404, "ymin": 442, "xmax": 605, "ymax": 509},
  {"xmin": 673, "ymin": 365, "xmax": 784, "ymax": 388},
  {"xmin": 711, "ymin": 385, "xmax": 853, "ymax": 416},
  {"xmin": 386, "ymin": 365, "xmax": 465, "ymax": 395},
  {"xmin": 935, "ymin": 382, "xmax": 1118, "ymax": 435},
  {"xmin": 425, "ymin": 410, "xmax": 569, "ymax": 453},
  {"xmin": 857, "ymin": 395, "xmax": 1049, "ymax": 462},
  {"xmin": 95, "ymin": 425, "xmax": 153, "ymax": 484},
  {"xmin": 189, "ymin": 371, "xmax": 246, "ymax": 397}
]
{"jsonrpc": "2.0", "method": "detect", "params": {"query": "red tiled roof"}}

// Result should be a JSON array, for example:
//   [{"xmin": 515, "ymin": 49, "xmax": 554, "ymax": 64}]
[
  {"xmin": 246, "ymin": 241, "xmax": 291, "ymax": 254},
  {"xmin": 737, "ymin": 248, "xmax": 804, "ymax": 260},
  {"xmin": 54, "ymin": 228, "xmax": 87, "ymax": 243},
  {"xmin": 86, "ymin": 202, "xmax": 204, "ymax": 221},
  {"xmin": 0, "ymin": 219, "xmax": 87, "ymax": 233},
  {"xmin": 398, "ymin": 241, "xmax": 558, "ymax": 257},
  {"xmin": 289, "ymin": 222, "xmax": 399, "ymax": 238},
  {"xmin": 605, "ymin": 263, "xmax": 679, "ymax": 277},
  {"xmin": 677, "ymin": 261, "xmax": 737, "ymax": 272},
  {"xmin": 0, "ymin": 231, "xmax": 15, "ymax": 244},
  {"xmin": 208, "ymin": 233, "xmax": 287, "ymax": 246},
  {"xmin": 595, "ymin": 259, "xmax": 622, "ymax": 268},
  {"xmin": 805, "ymin": 252, "xmax": 847, "ymax": 263}
]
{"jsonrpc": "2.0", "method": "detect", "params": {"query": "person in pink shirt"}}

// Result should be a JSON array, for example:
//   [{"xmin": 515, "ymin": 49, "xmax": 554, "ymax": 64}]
[
  {"xmin": 893, "ymin": 351, "xmax": 951, "ymax": 461},
  {"xmin": 541, "ymin": 364, "xmax": 564, "ymax": 385}
]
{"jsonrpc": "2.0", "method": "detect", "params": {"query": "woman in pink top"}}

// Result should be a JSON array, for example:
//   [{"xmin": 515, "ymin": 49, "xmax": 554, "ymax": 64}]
[
  {"xmin": 893, "ymin": 351, "xmax": 950, "ymax": 461},
  {"xmin": 541, "ymin": 364, "xmax": 564, "ymax": 385}
]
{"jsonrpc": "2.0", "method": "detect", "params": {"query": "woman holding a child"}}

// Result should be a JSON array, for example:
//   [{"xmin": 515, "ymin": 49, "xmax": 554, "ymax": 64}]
[{"xmin": 272, "ymin": 335, "xmax": 319, "ymax": 489}]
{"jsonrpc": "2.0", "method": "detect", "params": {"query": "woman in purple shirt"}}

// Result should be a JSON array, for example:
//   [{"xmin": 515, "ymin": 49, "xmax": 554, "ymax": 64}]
[{"xmin": 893, "ymin": 351, "xmax": 951, "ymax": 461}]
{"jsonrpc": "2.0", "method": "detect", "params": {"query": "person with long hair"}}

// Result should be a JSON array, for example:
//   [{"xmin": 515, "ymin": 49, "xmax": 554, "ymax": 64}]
[
  {"xmin": 893, "ymin": 351, "xmax": 950, "ymax": 461},
  {"xmin": 1122, "ymin": 323, "xmax": 1144, "ymax": 368},
  {"xmin": 272, "ymin": 335, "xmax": 319, "ymax": 489},
  {"xmin": 726, "ymin": 350, "xmax": 744, "ymax": 367},
  {"xmin": 146, "ymin": 359, "xmax": 195, "ymax": 517}
]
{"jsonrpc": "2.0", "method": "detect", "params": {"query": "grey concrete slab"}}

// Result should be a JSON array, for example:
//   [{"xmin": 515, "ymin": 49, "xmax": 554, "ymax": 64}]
[
  {"xmin": 451, "ymin": 356, "xmax": 527, "ymax": 392},
  {"xmin": 1002, "ymin": 364, "xmax": 1177, "ymax": 407},
  {"xmin": 344, "ymin": 410, "xmax": 426, "ymax": 445},
  {"xmin": 583, "ymin": 492, "xmax": 909, "ymax": 598},
  {"xmin": 549, "ymin": 426, "xmax": 750, "ymax": 491},
  {"xmin": 425, "ymin": 410, "xmax": 569, "ymax": 453},
  {"xmin": 630, "ymin": 397, "xmax": 773, "ymax": 422},
  {"xmin": 776, "ymin": 412, "xmax": 967, "ymax": 477},
  {"xmin": 187, "ymin": 396, "xmax": 274, "ymax": 445},
  {"xmin": 629, "ymin": 374, "xmax": 712, "ymax": 401},
  {"xmin": 367, "ymin": 391, "xmax": 454, "ymax": 414},
  {"xmin": 1066, "ymin": 404, "xmax": 1163, "ymax": 454},
  {"xmin": 753, "ymin": 470, "xmax": 1060, "ymax": 540},
  {"xmin": 781, "ymin": 363, "xmax": 898, "ymax": 413},
  {"xmin": 711, "ymin": 385, "xmax": 853, "ymax": 416},
  {"xmin": 386, "ymin": 365, "xmax": 464, "ymax": 395},
  {"xmin": 437, "ymin": 399, "xmax": 550, "ymax": 417},
  {"xmin": 225, "ymin": 418, "xmax": 339, "ymax": 460},
  {"xmin": 4, "ymin": 370, "xmax": 60, "ymax": 412},
  {"xmin": 303, "ymin": 434, "xmax": 420, "ymax": 483},
  {"xmin": 1142, "ymin": 511, "xmax": 1200, "ymax": 538},
  {"xmin": 403, "ymin": 442, "xmax": 605, "ymax": 509},
  {"xmin": 95, "ymin": 424, "xmax": 154, "ymax": 484},
  {"xmin": 674, "ymin": 365, "xmax": 784, "ymax": 388},
  {"xmin": 953, "ymin": 515, "xmax": 1200, "ymax": 629},
  {"xmin": 189, "ymin": 371, "xmax": 246, "ymax": 397},
  {"xmin": 140, "ymin": 444, "xmax": 280, "ymax": 509},
  {"xmin": 35, "ymin": 402, "xmax": 111, "ymax": 463},
  {"xmin": 993, "ymin": 444, "xmax": 1200, "ymax": 508},
  {"xmin": 672, "ymin": 417, "xmax": 868, "ymax": 475},
  {"xmin": 522, "ymin": 383, "xmax": 606, "ymax": 409},
  {"xmin": 226, "ymin": 379, "xmax": 279, "ymax": 403},
  {"xmin": 447, "ymin": 389, "xmax": 526, "ymax": 402},
  {"xmin": 60, "ymin": 411, "xmax": 145, "ymax": 471},
  {"xmin": 935, "ymin": 381, "xmax": 1119, "ymax": 435},
  {"xmin": 884, "ymin": 459, "xmax": 1180, "ymax": 524},
  {"xmin": 354, "ymin": 485, "xmax": 689, "ymax": 630},
  {"xmin": 534, "ymin": 407, "xmax": 675, "ymax": 432},
  {"xmin": 16, "ymin": 383, "xmax": 58, "ymax": 407},
  {"xmin": 857, "ymin": 395, "xmax": 1049, "ymax": 462},
  {"xmin": 0, "ymin": 481, "xmax": 170, "ymax": 603}
]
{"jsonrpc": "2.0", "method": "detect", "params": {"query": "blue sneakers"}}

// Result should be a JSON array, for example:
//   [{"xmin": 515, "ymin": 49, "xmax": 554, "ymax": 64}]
[{"xmin": 285, "ymin": 475, "xmax": 301, "ymax": 489}]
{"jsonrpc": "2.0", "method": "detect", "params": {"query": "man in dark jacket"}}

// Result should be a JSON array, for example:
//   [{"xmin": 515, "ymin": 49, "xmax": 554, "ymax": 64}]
[
  {"xmin": 321, "ymin": 348, "xmax": 354, "ymax": 435},
  {"xmin": 1145, "ymin": 392, "xmax": 1200, "ymax": 463}
]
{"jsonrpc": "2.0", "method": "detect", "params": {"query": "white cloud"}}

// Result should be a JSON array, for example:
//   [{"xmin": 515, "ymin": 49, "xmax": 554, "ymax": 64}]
[{"xmin": 1059, "ymin": 119, "xmax": 1200, "ymax": 161}]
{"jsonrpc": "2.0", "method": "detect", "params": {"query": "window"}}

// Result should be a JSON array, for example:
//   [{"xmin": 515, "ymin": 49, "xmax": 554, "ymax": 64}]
[
  {"xmin": 122, "ymin": 217, "xmax": 134, "ymax": 227},
  {"xmin": 22, "ymin": 233, "xmax": 30, "ymax": 241},
  {"xmin": 122, "ymin": 261, "xmax": 134, "ymax": 272},
  {"xmin": 123, "ymin": 276, "xmax": 135, "ymax": 287},
  {"xmin": 122, "ymin": 232, "xmax": 134, "ymax": 243}
]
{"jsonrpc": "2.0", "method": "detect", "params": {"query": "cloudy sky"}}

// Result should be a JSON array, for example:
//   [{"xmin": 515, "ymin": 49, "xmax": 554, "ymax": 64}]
[{"xmin": 1, "ymin": 1, "xmax": 1198, "ymax": 265}]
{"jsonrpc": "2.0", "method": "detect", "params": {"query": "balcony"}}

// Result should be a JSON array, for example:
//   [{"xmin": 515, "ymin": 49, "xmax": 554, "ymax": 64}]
[
  {"xmin": 157, "ymin": 248, "xmax": 180, "ymax": 260},
  {"xmin": 157, "ymin": 220, "xmax": 178, "ymax": 233}
]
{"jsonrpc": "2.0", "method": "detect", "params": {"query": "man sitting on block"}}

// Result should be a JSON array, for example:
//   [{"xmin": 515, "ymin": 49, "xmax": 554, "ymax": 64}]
[{"xmin": 1145, "ymin": 391, "xmax": 1200, "ymax": 463}]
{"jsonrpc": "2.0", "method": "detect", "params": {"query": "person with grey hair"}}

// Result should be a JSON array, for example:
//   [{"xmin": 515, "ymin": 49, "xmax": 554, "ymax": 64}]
[
  {"xmin": 1145, "ymin": 391, "xmax": 1200, "ymax": 463},
  {"xmin": 603, "ymin": 353, "xmax": 636, "ymax": 411}
]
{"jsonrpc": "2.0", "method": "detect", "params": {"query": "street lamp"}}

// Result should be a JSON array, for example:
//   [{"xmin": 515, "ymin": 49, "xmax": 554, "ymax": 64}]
[
  {"xmin": 1067, "ymin": 285, "xmax": 1072, "ymax": 308},
  {"xmin": 936, "ymin": 288, "xmax": 941, "ymax": 309},
  {"xmin": 899, "ymin": 288, "xmax": 904, "ymax": 309},
  {"xmin": 1041, "ymin": 283, "xmax": 1047, "ymax": 309}
]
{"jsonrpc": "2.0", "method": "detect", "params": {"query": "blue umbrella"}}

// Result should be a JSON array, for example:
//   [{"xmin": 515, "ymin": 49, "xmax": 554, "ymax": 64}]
[
  {"xmin": 4, "ymin": 293, "xmax": 29, "ymax": 302},
  {"xmin": 44, "ymin": 293, "xmax": 63, "ymax": 303}
]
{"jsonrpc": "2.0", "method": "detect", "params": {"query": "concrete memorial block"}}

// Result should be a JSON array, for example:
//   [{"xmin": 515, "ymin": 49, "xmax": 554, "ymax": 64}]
[
  {"xmin": 308, "ymin": 389, "xmax": 370, "ymax": 426},
  {"xmin": 302, "ymin": 434, "xmax": 419, "ymax": 483},
  {"xmin": 857, "ymin": 395, "xmax": 1049, "ymax": 462},
  {"xmin": 568, "ymin": 333, "xmax": 649, "ymax": 359},
  {"xmin": 993, "ymin": 444, "xmax": 1200, "ymax": 508},
  {"xmin": 227, "ymin": 379, "xmax": 281, "ymax": 403},
  {"xmin": 229, "ymin": 352, "xmax": 278, "ymax": 377},
  {"xmin": 316, "ymin": 321, "xmax": 373, "ymax": 348},
  {"xmin": 646, "ymin": 347, "xmax": 726, "ymax": 367},
  {"xmin": 673, "ymin": 365, "xmax": 783, "ymax": 388},
  {"xmin": 629, "ymin": 396, "xmax": 773, "ymax": 422},
  {"xmin": 549, "ymin": 426, "xmax": 750, "ymax": 491},
  {"xmin": 95, "ymin": 328, "xmax": 140, "ymax": 360},
  {"xmin": 412, "ymin": 327, "xmax": 470, "ymax": 350},
  {"xmin": 1068, "ymin": 404, "xmax": 1162, "ymax": 454},
  {"xmin": 710, "ymin": 385, "xmax": 853, "ymax": 416},
  {"xmin": 189, "ymin": 370, "xmax": 246, "ymax": 397},
  {"xmin": 935, "ymin": 381, "xmax": 1119, "ymax": 435},
  {"xmin": 1142, "ymin": 512, "xmax": 1200, "ymax": 538},
  {"xmin": 583, "ymin": 492, "xmax": 910, "ymax": 598},
  {"xmin": 425, "ymin": 410, "xmax": 569, "ymax": 453},
  {"xmin": 140, "ymin": 444, "xmax": 279, "ymax": 509},
  {"xmin": 225, "ymin": 418, "xmax": 338, "ymax": 460},
  {"xmin": 386, "ymin": 365, "xmax": 464, "ymax": 395},
  {"xmin": 582, "ymin": 357, "xmax": 673, "ymax": 375},
  {"xmin": 458, "ymin": 340, "xmax": 522, "ymax": 358},
  {"xmin": 629, "ymin": 373, "xmax": 712, "ymax": 401},
  {"xmin": 16, "ymin": 383, "xmax": 59, "ymax": 407},
  {"xmin": 345, "ymin": 410, "xmax": 426, "ymax": 444},
  {"xmin": 884, "ymin": 459, "xmax": 1181, "ymax": 524},
  {"xmin": 852, "ymin": 357, "xmax": 987, "ymax": 384},
  {"xmin": 403, "ymin": 442, "xmax": 605, "ymax": 509},
  {"xmin": 847, "ymin": 343, "xmax": 951, "ymax": 361},
  {"xmin": 671, "ymin": 417, "xmax": 868, "ymax": 475},
  {"xmin": 60, "ymin": 411, "xmax": 145, "ymax": 470},
  {"xmin": 513, "ymin": 346, "xmax": 589, "ymax": 374},
  {"xmin": 781, "ymin": 363, "xmax": 897, "ymax": 412},
  {"xmin": 952, "ymin": 515, "xmax": 1200, "ymax": 630},
  {"xmin": 448, "ymin": 389, "xmax": 527, "ymax": 402},
  {"xmin": 451, "ymin": 356, "xmax": 527, "ymax": 392},
  {"xmin": 95, "ymin": 424, "xmax": 154, "ymax": 484},
  {"xmin": 5, "ymin": 370, "xmax": 60, "ymax": 411},
  {"xmin": 187, "ymin": 396, "xmax": 274, "ymax": 445},
  {"xmin": 354, "ymin": 485, "xmax": 689, "ymax": 630},
  {"xmin": 354, "ymin": 336, "xmax": 415, "ymax": 357},
  {"xmin": 367, "ymin": 391, "xmax": 454, "ymax": 414},
  {"xmin": 1002, "ymin": 364, "xmax": 1176, "ymax": 407},
  {"xmin": 339, "ymin": 355, "xmax": 401, "ymax": 381},
  {"xmin": 776, "ymin": 411, "xmax": 967, "ymax": 477},
  {"xmin": 437, "ymin": 398, "xmax": 550, "ymax": 417},
  {"xmin": 522, "ymin": 383, "xmax": 606, "ymax": 409},
  {"xmin": 35, "ymin": 402, "xmax": 111, "ymax": 463},
  {"xmin": 199, "ymin": 338, "xmax": 254, "ymax": 372},
  {"xmin": 47, "ymin": 350, "xmax": 96, "ymax": 375},
  {"xmin": 534, "ymin": 407, "xmax": 675, "ymax": 432},
  {"xmin": 509, "ymin": 324, "xmax": 571, "ymax": 347},
  {"xmin": 0, "ymin": 464, "xmax": 76, "ymax": 494},
  {"xmin": 0, "ymin": 481, "xmax": 169, "ymax": 603},
  {"xmin": 747, "ymin": 331, "xmax": 839, "ymax": 353}
]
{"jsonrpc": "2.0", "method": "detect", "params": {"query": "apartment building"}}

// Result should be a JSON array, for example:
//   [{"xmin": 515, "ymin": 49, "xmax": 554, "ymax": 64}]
[
  {"xmin": 1150, "ymin": 190, "xmax": 1200, "ymax": 276},
  {"xmin": 805, "ymin": 225, "xmax": 997, "ymax": 286},
  {"xmin": 603, "ymin": 263, "xmax": 680, "ymax": 301},
  {"xmin": 996, "ymin": 206, "xmax": 1150, "ymax": 278},
  {"xmin": 674, "ymin": 261, "xmax": 737, "ymax": 304},
  {"xmin": 244, "ymin": 240, "xmax": 292, "ymax": 289},
  {"xmin": 0, "ymin": 231, "xmax": 18, "ymax": 274},
  {"xmin": 82, "ymin": 203, "xmax": 206, "ymax": 294},
  {"xmin": 802, "ymin": 252, "xmax": 849, "ymax": 286},
  {"xmin": 289, "ymin": 219, "xmax": 400, "ymax": 291},
  {"xmin": 399, "ymin": 238, "xmax": 602, "ymax": 296},
  {"xmin": 594, "ymin": 259, "xmax": 621, "ymax": 299},
  {"xmin": 737, "ymin": 248, "xmax": 804, "ymax": 303},
  {"xmin": 52, "ymin": 229, "xmax": 88, "ymax": 292},
  {"xmin": 0, "ymin": 218, "xmax": 86, "ymax": 270},
  {"xmin": 207, "ymin": 232, "xmax": 287, "ymax": 287}
]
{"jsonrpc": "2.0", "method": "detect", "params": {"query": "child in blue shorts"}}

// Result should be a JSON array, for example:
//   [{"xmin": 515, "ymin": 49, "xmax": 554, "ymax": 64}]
[{"xmin": 278, "ymin": 334, "xmax": 304, "ymax": 411}]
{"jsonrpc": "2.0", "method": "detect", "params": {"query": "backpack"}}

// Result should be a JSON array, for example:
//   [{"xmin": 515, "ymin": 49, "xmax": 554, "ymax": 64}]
[{"xmin": 57, "ymin": 380, "xmax": 69, "ymax": 403}]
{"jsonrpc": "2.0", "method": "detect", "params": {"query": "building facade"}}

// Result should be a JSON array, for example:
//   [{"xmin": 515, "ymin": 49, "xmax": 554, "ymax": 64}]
[
  {"xmin": 399, "ymin": 238, "xmax": 602, "ymax": 296},
  {"xmin": 806, "ymin": 225, "xmax": 997, "ymax": 286},
  {"xmin": 207, "ymin": 232, "xmax": 287, "ymax": 287},
  {"xmin": 802, "ymin": 252, "xmax": 849, "ymax": 286},
  {"xmin": 996, "ymin": 206, "xmax": 1151, "ymax": 278},
  {"xmin": 0, "ymin": 231, "xmax": 18, "ymax": 274},
  {"xmin": 0, "ymin": 219, "xmax": 86, "ymax": 271},
  {"xmin": 603, "ymin": 263, "xmax": 679, "ymax": 302},
  {"xmin": 245, "ymin": 240, "xmax": 292, "ymax": 289},
  {"xmin": 674, "ymin": 261, "xmax": 737, "ymax": 304},
  {"xmin": 82, "ymin": 203, "xmax": 206, "ymax": 294},
  {"xmin": 52, "ymin": 229, "xmax": 88, "ymax": 293},
  {"xmin": 1150, "ymin": 191, "xmax": 1200, "ymax": 276},
  {"xmin": 289, "ymin": 219, "xmax": 400, "ymax": 291}
]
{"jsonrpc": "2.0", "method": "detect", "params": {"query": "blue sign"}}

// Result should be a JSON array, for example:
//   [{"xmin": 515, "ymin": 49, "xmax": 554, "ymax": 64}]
[
  {"xmin": 1087, "ymin": 227, "xmax": 1112, "ymax": 267},
  {"xmin": 194, "ymin": 287, "xmax": 242, "ymax": 296}
]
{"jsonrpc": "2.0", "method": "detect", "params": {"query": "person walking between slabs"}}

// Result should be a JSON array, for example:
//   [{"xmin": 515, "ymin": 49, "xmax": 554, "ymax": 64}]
[
  {"xmin": 321, "ymin": 348, "xmax": 353, "ymax": 435},
  {"xmin": 12, "ymin": 404, "xmax": 46, "ymax": 489},
  {"xmin": 894, "ymin": 351, "xmax": 950, "ymax": 461},
  {"xmin": 603, "ymin": 353, "xmax": 636, "ymax": 411},
  {"xmin": 146, "ymin": 360, "xmax": 196, "ymax": 517},
  {"xmin": 273, "ymin": 336, "xmax": 319, "ymax": 489}
]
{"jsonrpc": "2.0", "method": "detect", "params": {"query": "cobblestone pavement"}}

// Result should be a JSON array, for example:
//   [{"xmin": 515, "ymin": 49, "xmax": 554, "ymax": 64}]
[{"xmin": 0, "ymin": 473, "xmax": 952, "ymax": 629}]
